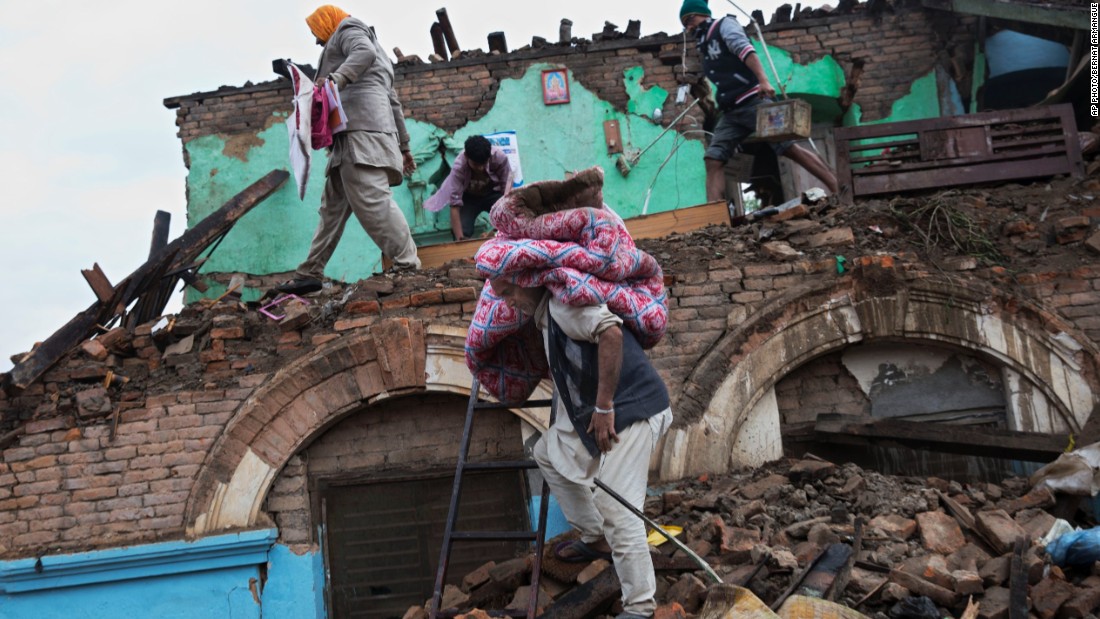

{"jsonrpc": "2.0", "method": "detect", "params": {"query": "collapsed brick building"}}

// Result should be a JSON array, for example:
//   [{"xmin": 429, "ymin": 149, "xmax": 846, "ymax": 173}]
[{"xmin": 0, "ymin": 1, "xmax": 1096, "ymax": 618}]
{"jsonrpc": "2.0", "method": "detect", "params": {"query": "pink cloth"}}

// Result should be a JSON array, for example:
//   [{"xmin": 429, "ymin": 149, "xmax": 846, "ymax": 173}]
[
  {"xmin": 311, "ymin": 87, "xmax": 333, "ymax": 150},
  {"xmin": 466, "ymin": 167, "xmax": 668, "ymax": 403}
]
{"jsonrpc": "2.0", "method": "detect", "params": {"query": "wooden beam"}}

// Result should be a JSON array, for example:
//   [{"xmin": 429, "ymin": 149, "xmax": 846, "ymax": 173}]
[
  {"xmin": 429, "ymin": 22, "xmax": 449, "ymax": 61},
  {"xmin": 813, "ymin": 414, "xmax": 1068, "ymax": 462},
  {"xmin": 416, "ymin": 237, "xmax": 487, "ymax": 270},
  {"xmin": 922, "ymin": 0, "xmax": 1088, "ymax": 30},
  {"xmin": 540, "ymin": 567, "xmax": 619, "ymax": 619},
  {"xmin": 415, "ymin": 201, "xmax": 732, "ymax": 270},
  {"xmin": 149, "ymin": 210, "xmax": 171, "ymax": 257},
  {"xmin": 435, "ymin": 8, "xmax": 460, "ymax": 54},
  {"xmin": 627, "ymin": 201, "xmax": 730, "ymax": 240},
  {"xmin": 1009, "ymin": 537, "xmax": 1028, "ymax": 619},
  {"xmin": 5, "ymin": 170, "xmax": 288, "ymax": 393},
  {"xmin": 81, "ymin": 263, "xmax": 115, "ymax": 304}
]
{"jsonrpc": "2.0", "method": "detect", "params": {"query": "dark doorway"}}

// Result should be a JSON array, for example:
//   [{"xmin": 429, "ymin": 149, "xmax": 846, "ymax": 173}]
[{"xmin": 320, "ymin": 471, "xmax": 529, "ymax": 619}]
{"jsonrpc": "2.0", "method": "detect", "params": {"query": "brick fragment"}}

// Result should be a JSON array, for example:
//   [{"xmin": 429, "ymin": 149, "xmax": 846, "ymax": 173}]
[
  {"xmin": 916, "ymin": 511, "xmax": 966, "ymax": 554},
  {"xmin": 461, "ymin": 560, "xmax": 494, "ymax": 590},
  {"xmin": 977, "ymin": 585, "xmax": 1010, "ymax": 619},
  {"xmin": 739, "ymin": 474, "xmax": 788, "ymax": 500},
  {"xmin": 870, "ymin": 513, "xmax": 917, "ymax": 540},
  {"xmin": 974, "ymin": 509, "xmax": 1028, "ymax": 555},
  {"xmin": 807, "ymin": 227, "xmax": 855, "ymax": 248},
  {"xmin": 75, "ymin": 387, "xmax": 113, "ymax": 418},
  {"xmin": 210, "ymin": 326, "xmax": 245, "ymax": 340},
  {"xmin": 1059, "ymin": 585, "xmax": 1100, "ymax": 617},
  {"xmin": 1003, "ymin": 220, "xmax": 1035, "ymax": 236},
  {"xmin": 505, "ymin": 584, "xmax": 551, "ymax": 614},
  {"xmin": 1085, "ymin": 230, "xmax": 1100, "ymax": 255},
  {"xmin": 80, "ymin": 339, "xmax": 109, "ymax": 361},
  {"xmin": 665, "ymin": 573, "xmax": 707, "ymax": 613},
  {"xmin": 345, "ymin": 300, "xmax": 381, "ymax": 314},
  {"xmin": 1030, "ymin": 576, "xmax": 1075, "ymax": 619}
]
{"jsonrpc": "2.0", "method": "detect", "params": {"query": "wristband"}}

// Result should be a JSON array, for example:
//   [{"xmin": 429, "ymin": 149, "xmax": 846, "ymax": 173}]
[{"xmin": 593, "ymin": 406, "xmax": 614, "ymax": 415}]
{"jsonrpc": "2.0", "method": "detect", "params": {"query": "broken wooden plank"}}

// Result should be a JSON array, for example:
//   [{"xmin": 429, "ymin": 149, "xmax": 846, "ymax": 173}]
[
  {"xmin": 1009, "ymin": 537, "xmax": 1027, "ymax": 619},
  {"xmin": 889, "ymin": 568, "xmax": 960, "ymax": 608},
  {"xmin": 4, "ymin": 170, "xmax": 288, "ymax": 393},
  {"xmin": 539, "ymin": 567, "xmax": 619, "ymax": 619},
  {"xmin": 435, "ymin": 8, "xmax": 460, "ymax": 54},
  {"xmin": 0, "ymin": 425, "xmax": 27, "ymax": 450},
  {"xmin": 415, "ymin": 201, "xmax": 732, "ymax": 270},
  {"xmin": 835, "ymin": 104, "xmax": 1083, "ymax": 203},
  {"xmin": 770, "ymin": 547, "xmax": 824, "ymax": 611},
  {"xmin": 813, "ymin": 414, "xmax": 1068, "ymax": 462},
  {"xmin": 922, "ymin": 0, "xmax": 1089, "ymax": 30},
  {"xmin": 81, "ymin": 263, "xmax": 115, "ymax": 305},
  {"xmin": 827, "ymin": 517, "xmax": 863, "ymax": 601},
  {"xmin": 149, "ymin": 210, "xmax": 171, "ymax": 256}
]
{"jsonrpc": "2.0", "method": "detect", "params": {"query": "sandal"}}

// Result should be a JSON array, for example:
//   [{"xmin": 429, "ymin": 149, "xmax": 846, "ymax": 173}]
[{"xmin": 552, "ymin": 539, "xmax": 613, "ymax": 564}]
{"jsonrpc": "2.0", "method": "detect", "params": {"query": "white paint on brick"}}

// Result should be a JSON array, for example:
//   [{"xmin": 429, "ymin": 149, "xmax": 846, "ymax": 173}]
[
  {"xmin": 192, "ymin": 448, "xmax": 275, "ymax": 535},
  {"xmin": 729, "ymin": 387, "xmax": 783, "ymax": 468},
  {"xmin": 656, "ymin": 282, "xmax": 1100, "ymax": 481}
]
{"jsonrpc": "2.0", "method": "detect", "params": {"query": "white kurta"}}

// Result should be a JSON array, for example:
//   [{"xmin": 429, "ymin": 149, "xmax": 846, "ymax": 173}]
[{"xmin": 532, "ymin": 293, "xmax": 671, "ymax": 617}]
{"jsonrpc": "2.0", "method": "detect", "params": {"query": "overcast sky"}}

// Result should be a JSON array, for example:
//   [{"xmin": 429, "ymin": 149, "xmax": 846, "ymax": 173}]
[{"xmin": 0, "ymin": 0, "xmax": 784, "ymax": 373}]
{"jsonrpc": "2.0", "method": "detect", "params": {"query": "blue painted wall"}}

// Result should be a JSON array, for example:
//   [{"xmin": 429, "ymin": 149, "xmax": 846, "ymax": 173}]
[
  {"xmin": 0, "ymin": 530, "xmax": 327, "ymax": 619},
  {"xmin": 262, "ymin": 542, "xmax": 327, "ymax": 619}
]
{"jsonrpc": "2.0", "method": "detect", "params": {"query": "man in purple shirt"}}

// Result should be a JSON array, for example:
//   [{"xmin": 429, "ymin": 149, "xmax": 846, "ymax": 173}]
[{"xmin": 424, "ymin": 135, "xmax": 514, "ymax": 241}]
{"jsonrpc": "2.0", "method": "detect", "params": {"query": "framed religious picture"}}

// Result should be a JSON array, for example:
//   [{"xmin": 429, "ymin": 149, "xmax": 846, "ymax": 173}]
[{"xmin": 541, "ymin": 69, "xmax": 570, "ymax": 105}]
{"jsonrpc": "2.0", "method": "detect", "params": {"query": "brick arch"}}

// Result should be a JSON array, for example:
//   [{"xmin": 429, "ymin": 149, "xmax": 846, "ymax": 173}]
[
  {"xmin": 184, "ymin": 318, "xmax": 551, "ymax": 535},
  {"xmin": 658, "ymin": 272, "xmax": 1100, "ymax": 480}
]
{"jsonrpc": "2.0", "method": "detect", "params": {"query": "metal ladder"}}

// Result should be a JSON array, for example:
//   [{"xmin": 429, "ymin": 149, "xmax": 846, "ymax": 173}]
[{"xmin": 429, "ymin": 378, "xmax": 553, "ymax": 619}]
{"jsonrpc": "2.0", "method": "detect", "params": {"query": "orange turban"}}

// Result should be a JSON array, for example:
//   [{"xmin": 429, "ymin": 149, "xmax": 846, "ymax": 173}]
[{"xmin": 306, "ymin": 5, "xmax": 350, "ymax": 43}]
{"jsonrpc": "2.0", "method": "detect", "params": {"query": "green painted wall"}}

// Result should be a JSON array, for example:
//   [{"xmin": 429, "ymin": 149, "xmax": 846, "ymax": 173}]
[
  {"xmin": 754, "ymin": 41, "xmax": 847, "ymax": 123},
  {"xmin": 182, "ymin": 50, "xmax": 972, "ymax": 295},
  {"xmin": 183, "ymin": 64, "xmax": 706, "ymax": 289}
]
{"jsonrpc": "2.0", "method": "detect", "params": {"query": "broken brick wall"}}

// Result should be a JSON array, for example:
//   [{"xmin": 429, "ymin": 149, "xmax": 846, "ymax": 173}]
[
  {"xmin": 265, "ymin": 393, "xmax": 523, "ymax": 546},
  {"xmin": 774, "ymin": 351, "xmax": 871, "ymax": 425},
  {"xmin": 3, "ymin": 234, "xmax": 1099, "ymax": 557},
  {"xmin": 169, "ymin": 7, "xmax": 968, "ymax": 143},
  {"xmin": 168, "ymin": 34, "xmax": 690, "ymax": 144},
  {"xmin": 759, "ymin": 8, "xmax": 978, "ymax": 121}
]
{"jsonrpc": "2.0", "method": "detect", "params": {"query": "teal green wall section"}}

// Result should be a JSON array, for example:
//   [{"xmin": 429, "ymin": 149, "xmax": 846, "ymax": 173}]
[
  {"xmin": 624, "ymin": 66, "xmax": 669, "ymax": 116},
  {"xmin": 181, "ymin": 50, "xmax": 966, "ymax": 295},
  {"xmin": 970, "ymin": 46, "xmax": 987, "ymax": 114},
  {"xmin": 182, "ymin": 65, "xmax": 707, "ymax": 294},
  {"xmin": 183, "ymin": 120, "xmax": 394, "ymax": 285},
  {"xmin": 845, "ymin": 70, "xmax": 943, "ymax": 126},
  {"xmin": 754, "ymin": 42, "xmax": 847, "ymax": 122}
]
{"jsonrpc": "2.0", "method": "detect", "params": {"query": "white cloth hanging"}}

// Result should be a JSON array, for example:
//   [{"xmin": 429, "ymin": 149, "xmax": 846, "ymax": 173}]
[{"xmin": 285, "ymin": 62, "xmax": 315, "ymax": 200}]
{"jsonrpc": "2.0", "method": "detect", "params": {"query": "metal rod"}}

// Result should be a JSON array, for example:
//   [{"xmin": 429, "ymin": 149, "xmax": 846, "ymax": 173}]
[
  {"xmin": 629, "ymin": 99, "xmax": 700, "ymax": 166},
  {"xmin": 726, "ymin": 0, "xmax": 787, "ymax": 99},
  {"xmin": 592, "ymin": 478, "xmax": 721, "ymax": 584}
]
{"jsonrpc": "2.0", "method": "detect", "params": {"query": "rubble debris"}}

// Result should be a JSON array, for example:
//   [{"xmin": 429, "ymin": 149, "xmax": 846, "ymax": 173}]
[
  {"xmin": 2, "ymin": 170, "xmax": 288, "ymax": 394},
  {"xmin": 407, "ymin": 457, "xmax": 1100, "ymax": 619}
]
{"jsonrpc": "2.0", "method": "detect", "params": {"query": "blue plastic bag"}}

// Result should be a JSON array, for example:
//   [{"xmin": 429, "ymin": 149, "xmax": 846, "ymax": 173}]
[{"xmin": 1046, "ymin": 526, "xmax": 1100, "ymax": 567}]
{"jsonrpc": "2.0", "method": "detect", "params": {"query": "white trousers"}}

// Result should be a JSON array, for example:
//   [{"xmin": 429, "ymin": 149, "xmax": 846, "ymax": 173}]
[{"xmin": 533, "ymin": 409, "xmax": 671, "ymax": 616}]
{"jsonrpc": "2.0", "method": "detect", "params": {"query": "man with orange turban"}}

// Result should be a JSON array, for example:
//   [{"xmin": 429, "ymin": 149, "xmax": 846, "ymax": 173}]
[{"xmin": 276, "ymin": 5, "xmax": 420, "ymax": 294}]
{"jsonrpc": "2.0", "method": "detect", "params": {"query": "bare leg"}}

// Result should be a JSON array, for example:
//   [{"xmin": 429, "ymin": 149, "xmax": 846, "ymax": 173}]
[
  {"xmin": 783, "ymin": 144, "xmax": 839, "ymax": 194},
  {"xmin": 705, "ymin": 158, "xmax": 727, "ymax": 202}
]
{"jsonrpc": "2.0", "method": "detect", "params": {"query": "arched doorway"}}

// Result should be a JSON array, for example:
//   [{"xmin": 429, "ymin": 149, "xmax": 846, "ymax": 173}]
[{"xmin": 660, "ymin": 274, "xmax": 1100, "ymax": 480}]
